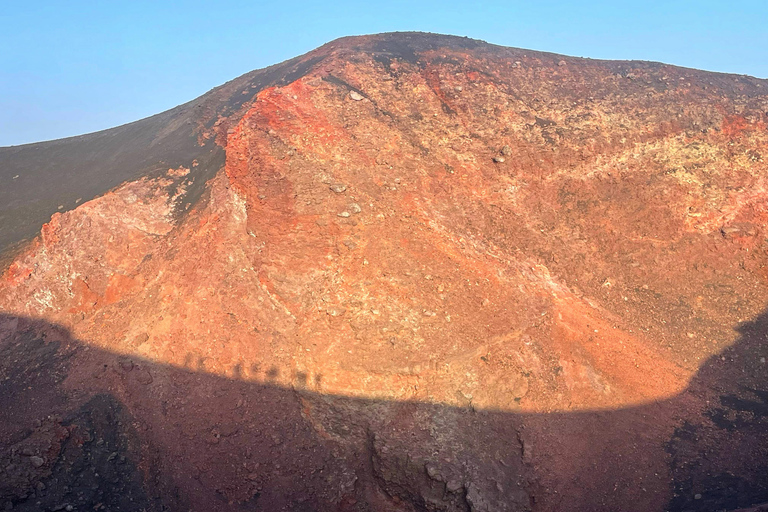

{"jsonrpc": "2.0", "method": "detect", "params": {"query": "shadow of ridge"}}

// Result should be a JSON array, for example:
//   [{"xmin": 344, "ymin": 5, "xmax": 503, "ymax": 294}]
[{"xmin": 0, "ymin": 311, "xmax": 766, "ymax": 512}]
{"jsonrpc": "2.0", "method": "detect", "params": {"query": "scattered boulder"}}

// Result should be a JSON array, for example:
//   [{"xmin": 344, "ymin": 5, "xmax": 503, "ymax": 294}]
[{"xmin": 349, "ymin": 91, "xmax": 364, "ymax": 101}]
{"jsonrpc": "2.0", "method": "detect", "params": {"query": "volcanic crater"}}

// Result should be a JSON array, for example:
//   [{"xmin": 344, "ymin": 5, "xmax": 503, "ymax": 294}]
[{"xmin": 1, "ymin": 32, "xmax": 768, "ymax": 511}]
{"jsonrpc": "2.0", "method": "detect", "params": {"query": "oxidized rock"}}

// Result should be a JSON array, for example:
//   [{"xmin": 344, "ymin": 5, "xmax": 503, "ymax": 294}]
[{"xmin": 1, "ymin": 32, "xmax": 767, "ymax": 512}]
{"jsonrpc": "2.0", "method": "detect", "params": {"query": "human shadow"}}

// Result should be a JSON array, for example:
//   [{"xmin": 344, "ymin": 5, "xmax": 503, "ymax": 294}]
[{"xmin": 0, "ymin": 310, "xmax": 766, "ymax": 512}]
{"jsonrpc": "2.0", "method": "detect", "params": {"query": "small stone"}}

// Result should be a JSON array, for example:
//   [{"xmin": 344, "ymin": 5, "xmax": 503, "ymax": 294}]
[
  {"xmin": 12, "ymin": 175, "xmax": 19, "ymax": 180},
  {"xmin": 493, "ymin": 156, "xmax": 505, "ymax": 163},
  {"xmin": 329, "ymin": 184, "xmax": 347, "ymax": 193},
  {"xmin": 338, "ymin": 211, "xmax": 351, "ymax": 218},
  {"xmin": 694, "ymin": 494, "xmax": 702, "ymax": 500},
  {"xmin": 500, "ymin": 145, "xmax": 512, "ymax": 156},
  {"xmin": 348, "ymin": 203, "xmax": 362, "ymax": 214},
  {"xmin": 136, "ymin": 369, "xmax": 153, "ymax": 385},
  {"xmin": 349, "ymin": 91, "xmax": 364, "ymax": 101},
  {"xmin": 36, "ymin": 482, "xmax": 45, "ymax": 491},
  {"xmin": 761, "ymin": 357, "xmax": 766, "ymax": 364},
  {"xmin": 446, "ymin": 480, "xmax": 463, "ymax": 493},
  {"xmin": 66, "ymin": 506, "xmax": 73, "ymax": 512},
  {"xmin": 454, "ymin": 86, "xmax": 463, "ymax": 92},
  {"xmin": 57, "ymin": 205, "xmax": 64, "ymax": 210},
  {"xmin": 326, "ymin": 306, "xmax": 346, "ymax": 317},
  {"xmin": 29, "ymin": 456, "xmax": 44, "ymax": 468},
  {"xmin": 258, "ymin": 194, "xmax": 266, "ymax": 200},
  {"xmin": 558, "ymin": 60, "xmax": 567, "ymax": 67}
]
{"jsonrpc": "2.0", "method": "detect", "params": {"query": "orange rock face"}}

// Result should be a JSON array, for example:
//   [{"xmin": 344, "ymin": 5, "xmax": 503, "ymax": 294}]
[{"xmin": 1, "ymin": 33, "xmax": 768, "ymax": 511}]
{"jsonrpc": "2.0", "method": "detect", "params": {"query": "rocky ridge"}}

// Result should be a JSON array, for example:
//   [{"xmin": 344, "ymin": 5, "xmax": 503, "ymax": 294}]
[{"xmin": 1, "ymin": 32, "xmax": 768, "ymax": 511}]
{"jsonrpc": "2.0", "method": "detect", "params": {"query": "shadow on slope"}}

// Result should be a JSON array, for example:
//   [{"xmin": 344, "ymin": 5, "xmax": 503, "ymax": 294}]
[
  {"xmin": 0, "ymin": 310, "xmax": 764, "ymax": 511},
  {"xmin": 0, "ymin": 294, "xmax": 768, "ymax": 511},
  {"xmin": 0, "ymin": 311, "xmax": 766, "ymax": 512}
]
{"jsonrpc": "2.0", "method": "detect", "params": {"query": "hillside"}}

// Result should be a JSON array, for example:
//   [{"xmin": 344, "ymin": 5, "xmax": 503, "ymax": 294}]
[{"xmin": 1, "ymin": 32, "xmax": 768, "ymax": 511}]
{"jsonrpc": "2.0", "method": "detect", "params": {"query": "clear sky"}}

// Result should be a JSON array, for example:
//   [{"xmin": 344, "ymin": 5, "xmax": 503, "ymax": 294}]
[{"xmin": 1, "ymin": 0, "xmax": 766, "ymax": 146}]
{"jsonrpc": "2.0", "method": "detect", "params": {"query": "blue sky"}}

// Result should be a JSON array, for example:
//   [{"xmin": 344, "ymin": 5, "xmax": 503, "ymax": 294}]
[{"xmin": 1, "ymin": 1, "xmax": 766, "ymax": 146}]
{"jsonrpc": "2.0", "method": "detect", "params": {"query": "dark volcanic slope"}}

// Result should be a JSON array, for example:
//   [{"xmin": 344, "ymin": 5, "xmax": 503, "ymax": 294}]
[
  {"xmin": 0, "ymin": 50, "xmax": 322, "ymax": 255},
  {"xmin": 2, "ymin": 32, "xmax": 768, "ymax": 512}
]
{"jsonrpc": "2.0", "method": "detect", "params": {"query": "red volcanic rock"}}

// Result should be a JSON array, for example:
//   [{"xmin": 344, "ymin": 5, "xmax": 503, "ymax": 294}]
[{"xmin": 1, "ymin": 32, "xmax": 768, "ymax": 511}]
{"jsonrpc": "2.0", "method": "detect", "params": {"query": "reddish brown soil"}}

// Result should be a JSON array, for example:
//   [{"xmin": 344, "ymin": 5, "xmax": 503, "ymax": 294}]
[{"xmin": 1, "ymin": 32, "xmax": 768, "ymax": 511}]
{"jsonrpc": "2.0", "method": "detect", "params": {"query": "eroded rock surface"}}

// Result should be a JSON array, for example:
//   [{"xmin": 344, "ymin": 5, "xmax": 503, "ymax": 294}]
[{"xmin": 1, "ymin": 32, "xmax": 768, "ymax": 511}]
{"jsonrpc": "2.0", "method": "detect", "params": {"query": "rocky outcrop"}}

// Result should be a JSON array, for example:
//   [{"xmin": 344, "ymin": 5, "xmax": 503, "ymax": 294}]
[{"xmin": 1, "ymin": 32, "xmax": 768, "ymax": 511}]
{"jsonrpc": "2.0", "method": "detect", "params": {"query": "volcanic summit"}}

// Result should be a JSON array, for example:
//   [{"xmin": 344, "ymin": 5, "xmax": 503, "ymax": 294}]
[{"xmin": 1, "ymin": 32, "xmax": 768, "ymax": 511}]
